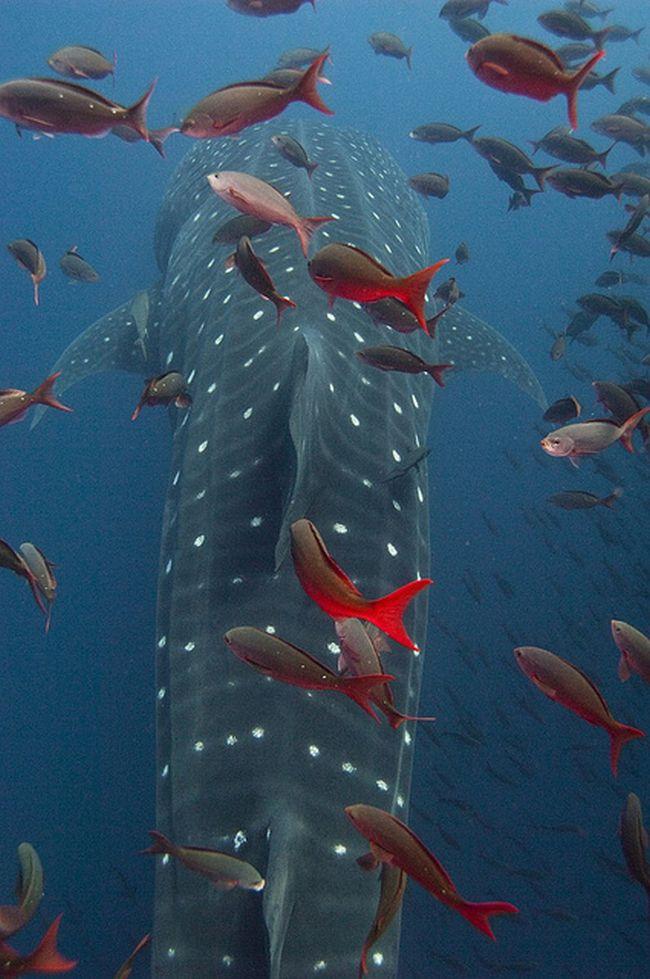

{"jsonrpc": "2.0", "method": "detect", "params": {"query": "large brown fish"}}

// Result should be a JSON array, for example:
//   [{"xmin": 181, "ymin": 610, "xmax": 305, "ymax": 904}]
[
  {"xmin": 226, "ymin": 235, "xmax": 296, "ymax": 326},
  {"xmin": 290, "ymin": 518, "xmax": 432, "ymax": 650},
  {"xmin": 207, "ymin": 171, "xmax": 334, "ymax": 257},
  {"xmin": 142, "ymin": 830, "xmax": 265, "ymax": 891},
  {"xmin": 514, "ymin": 645, "xmax": 644, "ymax": 775},
  {"xmin": 131, "ymin": 372, "xmax": 191, "ymax": 421},
  {"xmin": 308, "ymin": 243, "xmax": 448, "ymax": 331},
  {"xmin": 466, "ymin": 33, "xmax": 604, "ymax": 129},
  {"xmin": 356, "ymin": 346, "xmax": 453, "ymax": 387},
  {"xmin": 611, "ymin": 620, "xmax": 650, "ymax": 684},
  {"xmin": 7, "ymin": 239, "xmax": 46, "ymax": 305},
  {"xmin": 0, "ymin": 77, "xmax": 155, "ymax": 139},
  {"xmin": 47, "ymin": 45, "xmax": 116, "ymax": 81},
  {"xmin": 181, "ymin": 51, "xmax": 332, "ymax": 138},
  {"xmin": 345, "ymin": 804, "xmax": 519, "ymax": 938},
  {"xmin": 0, "ymin": 371, "xmax": 71, "ymax": 428}
]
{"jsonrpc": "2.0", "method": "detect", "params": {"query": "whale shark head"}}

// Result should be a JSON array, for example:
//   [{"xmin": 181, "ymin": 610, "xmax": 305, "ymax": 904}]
[{"xmin": 34, "ymin": 120, "xmax": 544, "ymax": 977}]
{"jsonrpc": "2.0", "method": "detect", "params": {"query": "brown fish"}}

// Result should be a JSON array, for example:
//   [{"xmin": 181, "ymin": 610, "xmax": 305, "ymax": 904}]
[
  {"xmin": 113, "ymin": 934, "xmax": 150, "ymax": 979},
  {"xmin": 131, "ymin": 372, "xmax": 192, "ymax": 421},
  {"xmin": 0, "ymin": 371, "xmax": 71, "ymax": 428},
  {"xmin": 47, "ymin": 45, "xmax": 116, "ymax": 81},
  {"xmin": 0, "ymin": 76, "xmax": 156, "ymax": 139},
  {"xmin": 7, "ymin": 238, "xmax": 46, "ymax": 305},
  {"xmin": 181, "ymin": 51, "xmax": 332, "ymax": 138},
  {"xmin": 308, "ymin": 243, "xmax": 448, "ymax": 331},
  {"xmin": 611, "ymin": 621, "xmax": 650, "ymax": 684},
  {"xmin": 356, "ymin": 346, "xmax": 453, "ymax": 387},
  {"xmin": 408, "ymin": 172, "xmax": 450, "ymax": 199},
  {"xmin": 142, "ymin": 830, "xmax": 265, "ymax": 891},
  {"xmin": 543, "ymin": 396, "xmax": 581, "ymax": 424},
  {"xmin": 59, "ymin": 245, "xmax": 99, "ymax": 282},
  {"xmin": 368, "ymin": 32, "xmax": 412, "ymax": 70},
  {"xmin": 0, "ymin": 539, "xmax": 48, "ymax": 620},
  {"xmin": 514, "ymin": 645, "xmax": 644, "ymax": 775},
  {"xmin": 226, "ymin": 235, "xmax": 296, "ymax": 326},
  {"xmin": 224, "ymin": 626, "xmax": 392, "ymax": 721},
  {"xmin": 207, "ymin": 170, "xmax": 334, "ymax": 257},
  {"xmin": 455, "ymin": 241, "xmax": 470, "ymax": 264},
  {"xmin": 357, "ymin": 863, "xmax": 407, "ymax": 977},
  {"xmin": 212, "ymin": 214, "xmax": 272, "ymax": 245},
  {"xmin": 19, "ymin": 542, "xmax": 57, "ymax": 632},
  {"xmin": 0, "ymin": 843, "xmax": 43, "ymax": 941},
  {"xmin": 271, "ymin": 133, "xmax": 318, "ymax": 178},
  {"xmin": 620, "ymin": 794, "xmax": 650, "ymax": 913},
  {"xmin": 227, "ymin": 0, "xmax": 315, "ymax": 15},
  {"xmin": 547, "ymin": 488, "xmax": 622, "ymax": 510}
]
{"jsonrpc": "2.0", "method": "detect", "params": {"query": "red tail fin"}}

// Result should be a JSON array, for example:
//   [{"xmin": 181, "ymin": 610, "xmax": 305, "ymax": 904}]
[
  {"xmin": 292, "ymin": 51, "xmax": 334, "ymax": 116},
  {"xmin": 609, "ymin": 722, "xmax": 644, "ymax": 777},
  {"xmin": 124, "ymin": 78, "xmax": 157, "ymax": 140},
  {"xmin": 426, "ymin": 363, "xmax": 453, "ymax": 388},
  {"xmin": 296, "ymin": 215, "xmax": 335, "ymax": 257},
  {"xmin": 341, "ymin": 673, "xmax": 395, "ymax": 721},
  {"xmin": 24, "ymin": 915, "xmax": 77, "ymax": 973},
  {"xmin": 141, "ymin": 829, "xmax": 174, "ymax": 856},
  {"xmin": 384, "ymin": 704, "xmax": 436, "ymax": 730},
  {"xmin": 566, "ymin": 50, "xmax": 605, "ymax": 129},
  {"xmin": 456, "ymin": 899, "xmax": 519, "ymax": 940},
  {"xmin": 31, "ymin": 372, "xmax": 72, "ymax": 413},
  {"xmin": 273, "ymin": 295, "xmax": 297, "ymax": 327},
  {"xmin": 396, "ymin": 259, "xmax": 449, "ymax": 330},
  {"xmin": 366, "ymin": 578, "xmax": 432, "ymax": 650},
  {"xmin": 618, "ymin": 406, "xmax": 650, "ymax": 453}
]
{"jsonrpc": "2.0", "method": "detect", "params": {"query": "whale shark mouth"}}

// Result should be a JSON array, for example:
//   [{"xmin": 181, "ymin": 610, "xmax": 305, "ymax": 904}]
[{"xmin": 33, "ymin": 120, "xmax": 544, "ymax": 977}]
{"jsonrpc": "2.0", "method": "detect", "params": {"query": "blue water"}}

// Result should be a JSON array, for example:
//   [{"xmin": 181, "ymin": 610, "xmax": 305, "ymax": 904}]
[{"xmin": 0, "ymin": 0, "xmax": 648, "ymax": 975}]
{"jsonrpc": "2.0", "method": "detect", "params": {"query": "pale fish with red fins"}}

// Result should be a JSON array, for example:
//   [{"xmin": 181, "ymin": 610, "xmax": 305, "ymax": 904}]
[
  {"xmin": 540, "ymin": 406, "xmax": 650, "ymax": 465},
  {"xmin": 611, "ymin": 620, "xmax": 650, "ymax": 684},
  {"xmin": 465, "ymin": 33, "xmax": 605, "ymax": 129},
  {"xmin": 0, "ymin": 371, "xmax": 71, "ymax": 428},
  {"xmin": 345, "ymin": 804, "xmax": 519, "ymax": 939},
  {"xmin": 142, "ymin": 830, "xmax": 265, "ymax": 891},
  {"xmin": 514, "ymin": 645, "xmax": 644, "ymax": 775},
  {"xmin": 290, "ymin": 518, "xmax": 431, "ymax": 650},
  {"xmin": 7, "ymin": 239, "xmax": 46, "ymax": 305},
  {"xmin": 356, "ymin": 863, "xmax": 406, "ymax": 977}
]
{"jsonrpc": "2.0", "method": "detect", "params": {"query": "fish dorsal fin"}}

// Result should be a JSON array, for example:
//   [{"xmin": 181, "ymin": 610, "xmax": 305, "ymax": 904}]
[
  {"xmin": 28, "ymin": 77, "xmax": 118, "ymax": 107},
  {"xmin": 560, "ymin": 657, "xmax": 614, "ymax": 719},
  {"xmin": 308, "ymin": 521, "xmax": 363, "ymax": 598},
  {"xmin": 214, "ymin": 80, "xmax": 288, "ymax": 97},
  {"xmin": 508, "ymin": 36, "xmax": 564, "ymax": 71}
]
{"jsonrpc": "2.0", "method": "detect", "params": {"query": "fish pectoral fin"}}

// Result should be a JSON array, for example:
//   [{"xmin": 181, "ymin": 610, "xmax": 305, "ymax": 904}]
[
  {"xmin": 618, "ymin": 654, "xmax": 631, "ymax": 682},
  {"xmin": 482, "ymin": 61, "xmax": 510, "ymax": 78},
  {"xmin": 370, "ymin": 841, "xmax": 395, "ymax": 866},
  {"xmin": 531, "ymin": 674, "xmax": 559, "ymax": 700},
  {"xmin": 569, "ymin": 457, "xmax": 581, "ymax": 469},
  {"xmin": 357, "ymin": 851, "xmax": 380, "ymax": 872},
  {"xmin": 227, "ymin": 187, "xmax": 249, "ymax": 207}
]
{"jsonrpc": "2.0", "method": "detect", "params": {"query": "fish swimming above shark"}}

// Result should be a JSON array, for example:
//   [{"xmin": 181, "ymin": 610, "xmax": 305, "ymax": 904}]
[{"xmin": 33, "ymin": 119, "xmax": 544, "ymax": 977}]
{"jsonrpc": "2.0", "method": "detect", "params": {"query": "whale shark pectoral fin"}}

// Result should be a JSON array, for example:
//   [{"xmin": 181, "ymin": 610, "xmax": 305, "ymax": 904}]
[
  {"xmin": 273, "ymin": 333, "xmax": 313, "ymax": 572},
  {"xmin": 30, "ymin": 282, "xmax": 163, "ymax": 430},
  {"xmin": 437, "ymin": 305, "xmax": 548, "ymax": 410},
  {"xmin": 263, "ymin": 810, "xmax": 298, "ymax": 979}
]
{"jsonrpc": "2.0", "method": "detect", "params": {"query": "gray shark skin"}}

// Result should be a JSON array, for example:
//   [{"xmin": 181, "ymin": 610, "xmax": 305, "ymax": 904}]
[{"xmin": 34, "ymin": 120, "xmax": 544, "ymax": 977}]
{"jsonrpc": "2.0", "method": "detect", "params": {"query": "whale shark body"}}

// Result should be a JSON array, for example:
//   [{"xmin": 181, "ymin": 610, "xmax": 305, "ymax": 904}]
[{"xmin": 38, "ymin": 120, "xmax": 544, "ymax": 977}]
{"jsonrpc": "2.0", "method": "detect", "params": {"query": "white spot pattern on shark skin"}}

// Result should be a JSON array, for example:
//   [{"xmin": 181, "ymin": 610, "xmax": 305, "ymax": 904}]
[
  {"xmin": 198, "ymin": 440, "xmax": 208, "ymax": 453},
  {"xmin": 158, "ymin": 687, "xmax": 166, "ymax": 700},
  {"xmin": 161, "ymin": 764, "xmax": 169, "ymax": 778},
  {"xmin": 233, "ymin": 830, "xmax": 247, "ymax": 851},
  {"xmin": 194, "ymin": 535, "xmax": 205, "ymax": 547},
  {"xmin": 372, "ymin": 953, "xmax": 384, "ymax": 966},
  {"xmin": 250, "ymin": 516, "xmax": 262, "ymax": 527},
  {"xmin": 251, "ymin": 727, "xmax": 265, "ymax": 739},
  {"xmin": 157, "ymin": 636, "xmax": 166, "ymax": 649},
  {"xmin": 333, "ymin": 844, "xmax": 347, "ymax": 856},
  {"xmin": 392, "ymin": 450, "xmax": 401, "ymax": 462},
  {"xmin": 333, "ymin": 523, "xmax": 347, "ymax": 534},
  {"xmin": 387, "ymin": 543, "xmax": 398, "ymax": 557},
  {"xmin": 308, "ymin": 745, "xmax": 320, "ymax": 758},
  {"xmin": 194, "ymin": 740, "xmax": 204, "ymax": 752},
  {"xmin": 349, "ymin": 414, "xmax": 360, "ymax": 427}
]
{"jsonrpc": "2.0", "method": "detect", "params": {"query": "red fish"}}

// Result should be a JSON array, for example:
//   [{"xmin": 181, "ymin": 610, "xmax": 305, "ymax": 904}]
[
  {"xmin": 346, "ymin": 804, "xmax": 519, "ymax": 939},
  {"xmin": 0, "ymin": 372, "xmax": 72, "ymax": 428},
  {"xmin": 308, "ymin": 243, "xmax": 449, "ymax": 331},
  {"xmin": 0, "ymin": 915, "xmax": 76, "ymax": 975},
  {"xmin": 290, "ymin": 519, "xmax": 431, "ymax": 651},
  {"xmin": 113, "ymin": 934, "xmax": 150, "ymax": 979},
  {"xmin": 466, "ymin": 33, "xmax": 605, "ymax": 130}
]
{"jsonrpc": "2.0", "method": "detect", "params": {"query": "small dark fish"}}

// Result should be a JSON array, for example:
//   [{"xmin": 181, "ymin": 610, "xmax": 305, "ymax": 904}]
[
  {"xmin": 606, "ymin": 230, "xmax": 650, "ymax": 258},
  {"xmin": 530, "ymin": 125, "xmax": 612, "ymax": 167},
  {"xmin": 212, "ymin": 214, "xmax": 272, "ymax": 245},
  {"xmin": 577, "ymin": 292, "xmax": 622, "ymax": 320},
  {"xmin": 548, "ymin": 488, "xmax": 622, "ymax": 509},
  {"xmin": 566, "ymin": 309, "xmax": 597, "ymax": 339},
  {"xmin": 555, "ymin": 42, "xmax": 595, "ymax": 65},
  {"xmin": 455, "ymin": 241, "xmax": 470, "ymax": 264},
  {"xmin": 363, "ymin": 298, "xmax": 419, "ymax": 334},
  {"xmin": 466, "ymin": 33, "xmax": 604, "ymax": 129},
  {"xmin": 579, "ymin": 67, "xmax": 620, "ymax": 93},
  {"xmin": 7, "ymin": 238, "xmax": 46, "ymax": 305},
  {"xmin": 59, "ymin": 245, "xmax": 99, "ymax": 282},
  {"xmin": 633, "ymin": 66, "xmax": 650, "ymax": 87},
  {"xmin": 409, "ymin": 121, "xmax": 479, "ymax": 144},
  {"xmin": 473, "ymin": 136, "xmax": 555, "ymax": 189},
  {"xmin": 447, "ymin": 17, "xmax": 491, "ymax": 43},
  {"xmin": 131, "ymin": 372, "xmax": 192, "ymax": 421},
  {"xmin": 368, "ymin": 33, "xmax": 412, "ymax": 70},
  {"xmin": 609, "ymin": 194, "xmax": 650, "ymax": 259},
  {"xmin": 618, "ymin": 95, "xmax": 650, "ymax": 118},
  {"xmin": 271, "ymin": 133, "xmax": 318, "ymax": 178},
  {"xmin": 113, "ymin": 934, "xmax": 151, "ymax": 979},
  {"xmin": 277, "ymin": 47, "xmax": 328, "ymax": 69},
  {"xmin": 47, "ymin": 45, "xmax": 115, "ymax": 81},
  {"xmin": 440, "ymin": 0, "xmax": 507, "ymax": 20},
  {"xmin": 434, "ymin": 277, "xmax": 464, "ymax": 304},
  {"xmin": 227, "ymin": 235, "xmax": 296, "ymax": 326},
  {"xmin": 507, "ymin": 189, "xmax": 539, "ymax": 210},
  {"xmin": 143, "ymin": 830, "xmax": 264, "ymax": 890},
  {"xmin": 546, "ymin": 168, "xmax": 620, "ymax": 200},
  {"xmin": 595, "ymin": 270, "xmax": 646, "ymax": 287},
  {"xmin": 550, "ymin": 331, "xmax": 566, "ymax": 361},
  {"xmin": 0, "ymin": 77, "xmax": 155, "ymax": 139},
  {"xmin": 356, "ymin": 346, "xmax": 453, "ymax": 387},
  {"xmin": 227, "ymin": 0, "xmax": 314, "ymax": 15},
  {"xmin": 619, "ymin": 794, "xmax": 650, "ymax": 911},
  {"xmin": 19, "ymin": 542, "xmax": 57, "ymax": 632},
  {"xmin": 537, "ymin": 10, "xmax": 610, "ymax": 46},
  {"xmin": 542, "ymin": 395, "xmax": 582, "ymax": 425},
  {"xmin": 489, "ymin": 160, "xmax": 541, "ymax": 206},
  {"xmin": 0, "ymin": 371, "xmax": 71, "ymax": 428},
  {"xmin": 591, "ymin": 114, "xmax": 650, "ymax": 157},
  {"xmin": 408, "ymin": 172, "xmax": 450, "ymax": 199},
  {"xmin": 604, "ymin": 24, "xmax": 644, "ymax": 44}
]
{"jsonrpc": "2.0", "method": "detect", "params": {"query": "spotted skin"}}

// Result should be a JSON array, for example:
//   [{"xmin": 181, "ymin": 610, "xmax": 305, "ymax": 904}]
[{"xmin": 34, "ymin": 121, "xmax": 544, "ymax": 977}]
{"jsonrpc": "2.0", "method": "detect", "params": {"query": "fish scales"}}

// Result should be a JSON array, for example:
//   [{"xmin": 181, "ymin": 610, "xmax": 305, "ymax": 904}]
[{"xmin": 32, "ymin": 121, "xmax": 544, "ymax": 977}]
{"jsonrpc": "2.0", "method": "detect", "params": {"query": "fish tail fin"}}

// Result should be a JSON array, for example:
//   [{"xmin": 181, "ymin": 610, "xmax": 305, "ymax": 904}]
[
  {"xmin": 425, "ymin": 363, "xmax": 454, "ymax": 388},
  {"xmin": 406, "ymin": 47, "xmax": 413, "ymax": 71},
  {"xmin": 131, "ymin": 398, "xmax": 145, "ymax": 422},
  {"xmin": 398, "ymin": 259, "xmax": 450, "ymax": 330},
  {"xmin": 523, "ymin": 187, "xmax": 542, "ymax": 205},
  {"xmin": 601, "ymin": 487, "xmax": 623, "ymax": 508},
  {"xmin": 264, "ymin": 810, "xmax": 298, "ymax": 979},
  {"xmin": 292, "ymin": 51, "xmax": 334, "ymax": 116},
  {"xmin": 296, "ymin": 215, "xmax": 335, "ymax": 257},
  {"xmin": 567, "ymin": 50, "xmax": 605, "ymax": 129},
  {"xmin": 140, "ymin": 830, "xmax": 173, "ymax": 856},
  {"xmin": 124, "ymin": 78, "xmax": 157, "ymax": 140},
  {"xmin": 632, "ymin": 28, "xmax": 644, "ymax": 43},
  {"xmin": 533, "ymin": 165, "xmax": 556, "ymax": 191},
  {"xmin": 456, "ymin": 899, "xmax": 519, "ymax": 939},
  {"xmin": 367, "ymin": 578, "xmax": 432, "ymax": 650},
  {"xmin": 528, "ymin": 138, "xmax": 541, "ymax": 155},
  {"xmin": 342, "ymin": 673, "xmax": 394, "ymax": 721},
  {"xmin": 609, "ymin": 722, "xmax": 644, "ymax": 776},
  {"xmin": 274, "ymin": 295, "xmax": 297, "ymax": 327},
  {"xmin": 149, "ymin": 126, "xmax": 178, "ymax": 158},
  {"xmin": 597, "ymin": 143, "xmax": 616, "ymax": 168},
  {"xmin": 425, "ymin": 305, "xmax": 449, "ymax": 338},
  {"xmin": 618, "ymin": 406, "xmax": 650, "ymax": 452},
  {"xmin": 24, "ymin": 915, "xmax": 77, "ymax": 974},
  {"xmin": 306, "ymin": 161, "xmax": 319, "ymax": 179},
  {"xmin": 601, "ymin": 68, "xmax": 619, "ymax": 95},
  {"xmin": 462, "ymin": 125, "xmax": 480, "ymax": 143},
  {"xmin": 32, "ymin": 372, "xmax": 73, "ymax": 414},
  {"xmin": 385, "ymin": 705, "xmax": 436, "ymax": 730}
]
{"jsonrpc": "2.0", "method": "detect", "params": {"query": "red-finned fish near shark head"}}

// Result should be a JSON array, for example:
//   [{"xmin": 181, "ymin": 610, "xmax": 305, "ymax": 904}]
[
  {"xmin": 207, "ymin": 170, "xmax": 334, "ymax": 258},
  {"xmin": 131, "ymin": 372, "xmax": 192, "ymax": 422},
  {"xmin": 223, "ymin": 626, "xmax": 393, "ymax": 721},
  {"xmin": 355, "ymin": 346, "xmax": 453, "ymax": 387},
  {"xmin": 308, "ymin": 242, "xmax": 448, "ymax": 331},
  {"xmin": 290, "ymin": 518, "xmax": 431, "ymax": 650},
  {"xmin": 0, "ymin": 371, "xmax": 71, "ymax": 428},
  {"xmin": 180, "ymin": 51, "xmax": 332, "ymax": 138},
  {"xmin": 345, "ymin": 804, "xmax": 519, "ymax": 939},
  {"xmin": 7, "ymin": 239, "xmax": 46, "ymax": 305},
  {"xmin": 465, "ymin": 33, "xmax": 605, "ymax": 130},
  {"xmin": 540, "ymin": 406, "xmax": 650, "ymax": 465},
  {"xmin": 0, "ymin": 914, "xmax": 76, "ymax": 976},
  {"xmin": 514, "ymin": 646, "xmax": 644, "ymax": 775}
]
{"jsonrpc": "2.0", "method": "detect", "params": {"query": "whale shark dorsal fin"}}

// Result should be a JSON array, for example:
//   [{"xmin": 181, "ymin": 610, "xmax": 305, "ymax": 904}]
[{"xmin": 30, "ymin": 281, "xmax": 163, "ymax": 430}]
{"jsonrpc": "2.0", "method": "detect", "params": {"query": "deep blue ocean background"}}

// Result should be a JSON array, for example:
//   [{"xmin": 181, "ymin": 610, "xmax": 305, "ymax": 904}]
[{"xmin": 0, "ymin": 0, "xmax": 648, "ymax": 975}]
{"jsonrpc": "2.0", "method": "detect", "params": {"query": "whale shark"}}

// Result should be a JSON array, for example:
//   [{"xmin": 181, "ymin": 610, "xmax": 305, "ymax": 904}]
[{"xmin": 35, "ymin": 120, "xmax": 545, "ymax": 977}]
